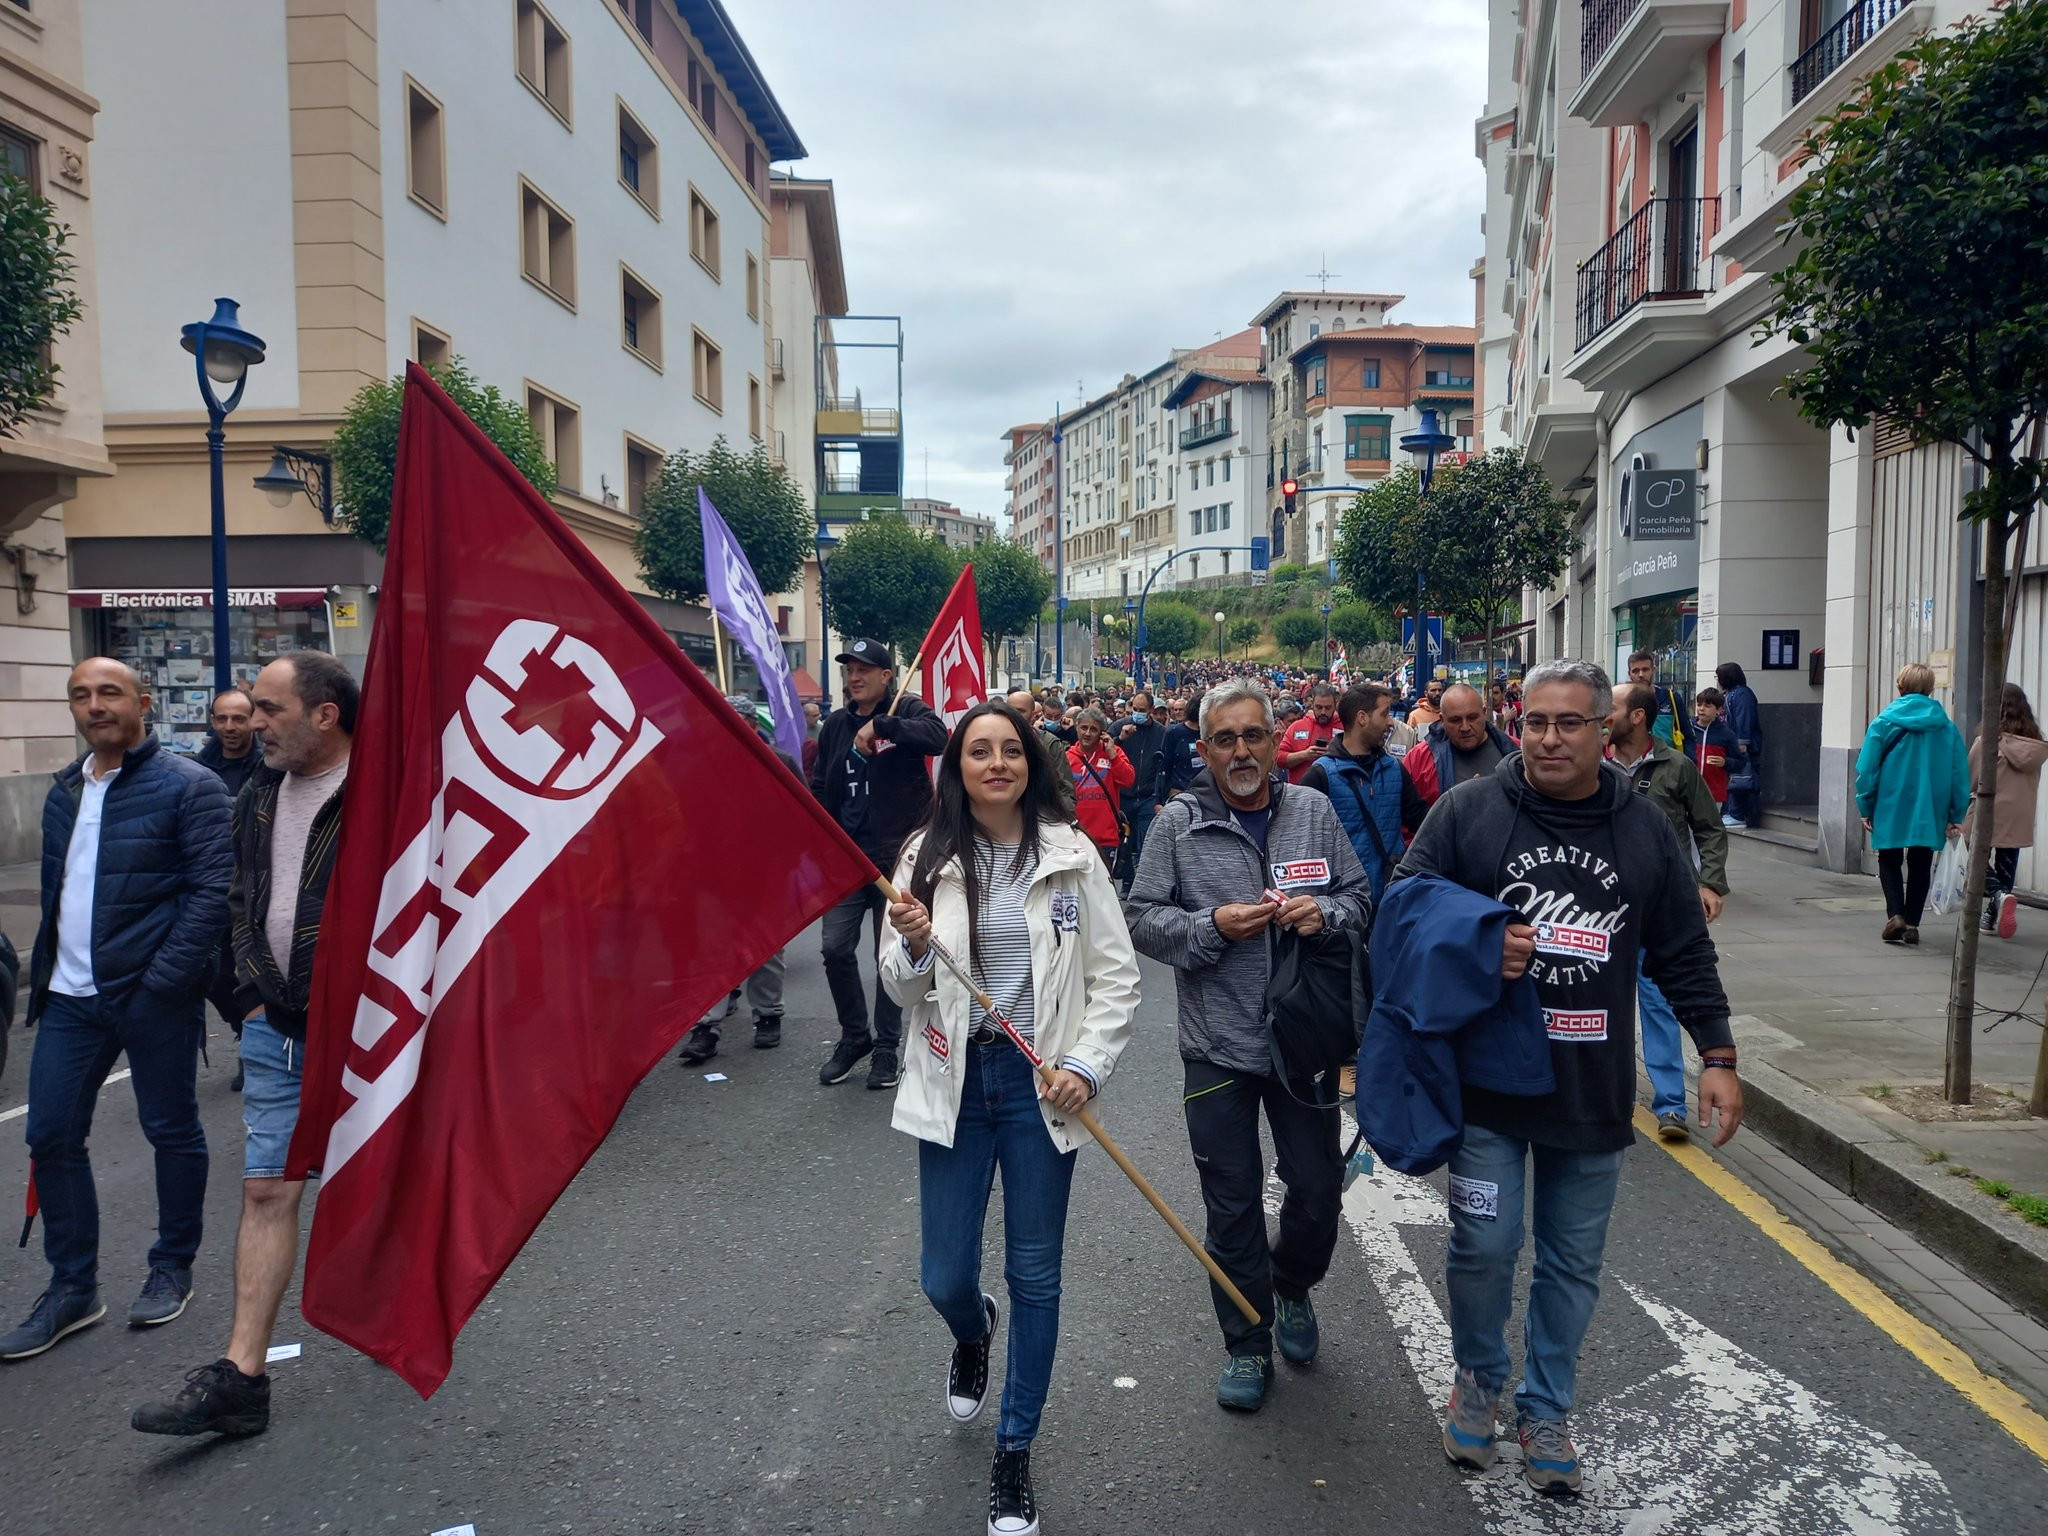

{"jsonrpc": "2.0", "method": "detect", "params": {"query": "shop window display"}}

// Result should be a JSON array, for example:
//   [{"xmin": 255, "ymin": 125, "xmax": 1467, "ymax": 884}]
[{"xmin": 90, "ymin": 601, "xmax": 332, "ymax": 754}]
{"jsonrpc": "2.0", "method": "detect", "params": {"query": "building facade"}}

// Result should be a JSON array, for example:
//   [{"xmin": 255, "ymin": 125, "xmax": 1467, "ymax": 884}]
[{"xmin": 902, "ymin": 498, "xmax": 993, "ymax": 551}]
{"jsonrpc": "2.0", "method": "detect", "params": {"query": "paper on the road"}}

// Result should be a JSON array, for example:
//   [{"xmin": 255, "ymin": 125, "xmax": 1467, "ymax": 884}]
[
  {"xmin": 430, "ymin": 1526, "xmax": 477, "ymax": 1536},
  {"xmin": 704, "ymin": 1073, "xmax": 729, "ymax": 1082},
  {"xmin": 265, "ymin": 1343, "xmax": 302, "ymax": 1363}
]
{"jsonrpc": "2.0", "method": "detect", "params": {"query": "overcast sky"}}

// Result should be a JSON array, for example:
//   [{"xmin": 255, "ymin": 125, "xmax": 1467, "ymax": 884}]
[{"xmin": 738, "ymin": 0, "xmax": 1490, "ymax": 522}]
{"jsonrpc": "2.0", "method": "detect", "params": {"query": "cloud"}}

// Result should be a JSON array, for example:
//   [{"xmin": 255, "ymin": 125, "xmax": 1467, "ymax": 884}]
[{"xmin": 737, "ymin": 0, "xmax": 1489, "ymax": 517}]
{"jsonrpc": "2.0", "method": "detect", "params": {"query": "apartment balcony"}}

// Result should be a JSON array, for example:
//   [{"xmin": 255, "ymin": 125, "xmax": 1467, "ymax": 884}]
[
  {"xmin": 1758, "ymin": 2, "xmax": 1929, "ymax": 163},
  {"xmin": 1180, "ymin": 415, "xmax": 1234, "ymax": 450},
  {"xmin": 1568, "ymin": 196, "xmax": 1723, "ymax": 393},
  {"xmin": 1525, "ymin": 396, "xmax": 1602, "ymax": 485},
  {"xmin": 815, "ymin": 395, "xmax": 902, "ymax": 438},
  {"xmin": 1569, "ymin": 0, "xmax": 1728, "ymax": 129}
]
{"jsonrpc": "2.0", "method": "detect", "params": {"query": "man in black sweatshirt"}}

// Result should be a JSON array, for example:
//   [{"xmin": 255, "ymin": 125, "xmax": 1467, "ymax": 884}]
[
  {"xmin": 809, "ymin": 638, "xmax": 949, "ymax": 1090},
  {"xmin": 1392, "ymin": 658, "xmax": 1742, "ymax": 1499}
]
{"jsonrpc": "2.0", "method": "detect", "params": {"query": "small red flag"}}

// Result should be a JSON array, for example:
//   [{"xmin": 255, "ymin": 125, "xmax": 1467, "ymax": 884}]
[
  {"xmin": 919, "ymin": 563, "xmax": 986, "ymax": 732},
  {"xmin": 284, "ymin": 365, "xmax": 875, "ymax": 1395}
]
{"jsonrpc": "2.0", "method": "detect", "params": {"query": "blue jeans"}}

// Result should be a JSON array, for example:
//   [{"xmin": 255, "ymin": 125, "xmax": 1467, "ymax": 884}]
[
  {"xmin": 1444, "ymin": 1123, "xmax": 1625, "ymax": 1423},
  {"xmin": 26, "ymin": 989, "xmax": 208, "ymax": 1292},
  {"xmin": 1637, "ymin": 960, "xmax": 1685, "ymax": 1119},
  {"xmin": 918, "ymin": 1041, "xmax": 1077, "ymax": 1450},
  {"xmin": 1116, "ymin": 802, "xmax": 1157, "ymax": 888}
]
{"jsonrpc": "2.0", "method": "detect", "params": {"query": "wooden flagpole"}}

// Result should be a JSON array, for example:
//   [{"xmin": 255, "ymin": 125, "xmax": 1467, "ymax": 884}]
[
  {"xmin": 885, "ymin": 646, "xmax": 925, "ymax": 717},
  {"xmin": 711, "ymin": 615, "xmax": 732, "ymax": 695},
  {"xmin": 873, "ymin": 875, "xmax": 1260, "ymax": 1325}
]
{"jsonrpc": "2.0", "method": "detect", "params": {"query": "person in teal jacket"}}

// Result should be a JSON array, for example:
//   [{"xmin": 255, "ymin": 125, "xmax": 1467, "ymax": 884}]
[{"xmin": 1855, "ymin": 661, "xmax": 1970, "ymax": 945}]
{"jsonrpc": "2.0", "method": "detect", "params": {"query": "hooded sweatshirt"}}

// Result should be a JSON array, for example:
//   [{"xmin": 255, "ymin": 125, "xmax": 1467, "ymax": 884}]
[
  {"xmin": 1392, "ymin": 753, "xmax": 1732, "ymax": 1152},
  {"xmin": 1855, "ymin": 693, "xmax": 1972, "ymax": 851}
]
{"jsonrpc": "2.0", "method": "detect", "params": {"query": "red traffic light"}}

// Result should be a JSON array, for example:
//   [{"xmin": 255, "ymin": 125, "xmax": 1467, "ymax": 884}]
[{"xmin": 1280, "ymin": 477, "xmax": 1299, "ymax": 497}]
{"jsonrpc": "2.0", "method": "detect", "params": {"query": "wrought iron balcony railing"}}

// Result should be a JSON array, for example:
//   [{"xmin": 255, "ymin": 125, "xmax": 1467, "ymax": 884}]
[
  {"xmin": 1580, "ymin": 0, "xmax": 1646, "ymax": 76},
  {"xmin": 1574, "ymin": 195, "xmax": 1721, "ymax": 351},
  {"xmin": 1791, "ymin": 0, "xmax": 1906, "ymax": 104}
]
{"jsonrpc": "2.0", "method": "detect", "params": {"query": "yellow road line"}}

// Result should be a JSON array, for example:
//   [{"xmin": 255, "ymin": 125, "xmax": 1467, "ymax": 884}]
[{"xmin": 1633, "ymin": 1104, "xmax": 2048, "ymax": 1465}]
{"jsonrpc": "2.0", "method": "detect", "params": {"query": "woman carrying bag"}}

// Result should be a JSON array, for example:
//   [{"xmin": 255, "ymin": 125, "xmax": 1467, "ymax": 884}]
[
  {"xmin": 883, "ymin": 700, "xmax": 1140, "ymax": 1536},
  {"xmin": 1064, "ymin": 707, "xmax": 1135, "ymax": 871},
  {"xmin": 1855, "ymin": 662, "xmax": 1971, "ymax": 946},
  {"xmin": 1972, "ymin": 683, "xmax": 2048, "ymax": 939}
]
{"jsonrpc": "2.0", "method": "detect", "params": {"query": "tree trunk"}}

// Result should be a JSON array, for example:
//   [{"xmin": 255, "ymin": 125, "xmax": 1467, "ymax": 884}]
[{"xmin": 1945, "ymin": 486, "xmax": 2015, "ymax": 1105}]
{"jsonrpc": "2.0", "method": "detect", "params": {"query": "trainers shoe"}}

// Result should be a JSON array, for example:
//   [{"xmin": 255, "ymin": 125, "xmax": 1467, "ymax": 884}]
[
  {"xmin": 0, "ymin": 1287, "xmax": 106, "ymax": 1361},
  {"xmin": 753, "ymin": 1017, "xmax": 783, "ymax": 1050},
  {"xmin": 1216, "ymin": 1352, "xmax": 1272, "ymax": 1412},
  {"xmin": 947, "ymin": 1293, "xmax": 998, "ymax": 1423},
  {"xmin": 1656, "ymin": 1111, "xmax": 1688, "ymax": 1143},
  {"xmin": 1721, "ymin": 815, "xmax": 1744, "ymax": 828},
  {"xmin": 1982, "ymin": 905, "xmax": 1999, "ymax": 934},
  {"xmin": 128, "ymin": 1264, "xmax": 193, "ymax": 1327},
  {"xmin": 1441, "ymin": 1366, "xmax": 1499, "ymax": 1469},
  {"xmin": 1274, "ymin": 1295, "xmax": 1319, "ymax": 1365},
  {"xmin": 131, "ymin": 1357, "xmax": 270, "ymax": 1437},
  {"xmin": 819, "ymin": 1036, "xmax": 873, "ymax": 1085},
  {"xmin": 677, "ymin": 1026, "xmax": 719, "ymax": 1066},
  {"xmin": 867, "ymin": 1049, "xmax": 901, "ymax": 1090},
  {"xmin": 1518, "ymin": 1413, "xmax": 1582, "ymax": 1495},
  {"xmin": 1337, "ymin": 1064, "xmax": 1357, "ymax": 1101},
  {"xmin": 988, "ymin": 1447, "xmax": 1038, "ymax": 1536},
  {"xmin": 1998, "ymin": 892, "xmax": 2019, "ymax": 940}
]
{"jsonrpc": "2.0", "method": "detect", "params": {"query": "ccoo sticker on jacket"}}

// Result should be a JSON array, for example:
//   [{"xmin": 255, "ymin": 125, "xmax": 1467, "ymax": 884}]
[{"xmin": 1270, "ymin": 858, "xmax": 1330, "ymax": 890}]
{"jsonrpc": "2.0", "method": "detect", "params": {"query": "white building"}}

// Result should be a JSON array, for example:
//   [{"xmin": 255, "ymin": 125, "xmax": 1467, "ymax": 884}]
[
  {"xmin": 1160, "ymin": 330, "xmax": 1269, "ymax": 590},
  {"xmin": 902, "ymin": 498, "xmax": 994, "ymax": 551}
]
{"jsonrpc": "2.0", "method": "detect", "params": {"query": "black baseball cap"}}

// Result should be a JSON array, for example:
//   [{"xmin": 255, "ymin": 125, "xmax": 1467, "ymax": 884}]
[{"xmin": 835, "ymin": 637, "xmax": 895, "ymax": 669}]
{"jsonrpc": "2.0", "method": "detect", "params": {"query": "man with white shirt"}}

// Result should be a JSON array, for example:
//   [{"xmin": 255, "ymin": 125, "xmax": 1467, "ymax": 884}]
[
  {"xmin": 133, "ymin": 651, "xmax": 355, "ymax": 1436},
  {"xmin": 2, "ymin": 659, "xmax": 232, "ymax": 1361}
]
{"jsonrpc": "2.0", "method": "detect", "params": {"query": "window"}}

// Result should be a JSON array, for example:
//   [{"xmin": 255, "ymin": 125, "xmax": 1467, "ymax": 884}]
[
  {"xmin": 1222, "ymin": 456, "xmax": 1231, "ymax": 482},
  {"xmin": 1206, "ymin": 460, "xmax": 1215, "ymax": 487},
  {"xmin": 411, "ymin": 319, "xmax": 452, "ymax": 370},
  {"xmin": 405, "ymin": 79, "xmax": 446, "ymax": 217},
  {"xmin": 748, "ymin": 375, "xmax": 762, "ymax": 440},
  {"xmin": 1310, "ymin": 359, "xmax": 1326, "ymax": 397},
  {"xmin": 625, "ymin": 434, "xmax": 660, "ymax": 518},
  {"xmin": 519, "ymin": 179, "xmax": 576, "ymax": 307},
  {"xmin": 514, "ymin": 0, "xmax": 572, "ymax": 125},
  {"xmin": 1, "ymin": 122, "xmax": 37, "ymax": 186},
  {"xmin": 1359, "ymin": 361, "xmax": 1381, "ymax": 389},
  {"xmin": 1424, "ymin": 353, "xmax": 1474, "ymax": 388},
  {"xmin": 745, "ymin": 141, "xmax": 755, "ymax": 185},
  {"xmin": 745, "ymin": 253, "xmax": 759, "ymax": 320},
  {"xmin": 689, "ymin": 188, "xmax": 720, "ymax": 278},
  {"xmin": 617, "ymin": 101, "xmax": 658, "ymax": 214},
  {"xmin": 1189, "ymin": 508, "xmax": 1201, "ymax": 535},
  {"xmin": 526, "ymin": 383, "xmax": 581, "ymax": 490},
  {"xmin": 691, "ymin": 329, "xmax": 722, "ymax": 410},
  {"xmin": 1221, "ymin": 506, "xmax": 1231, "ymax": 530},
  {"xmin": 620, "ymin": 265, "xmax": 661, "ymax": 369},
  {"xmin": 1309, "ymin": 321, "xmax": 1320, "ymax": 340},
  {"xmin": 1346, "ymin": 414, "xmax": 1391, "ymax": 461}
]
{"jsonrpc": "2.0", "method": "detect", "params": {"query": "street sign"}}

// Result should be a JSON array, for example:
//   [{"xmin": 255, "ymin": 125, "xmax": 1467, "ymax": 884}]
[
  {"xmin": 1250, "ymin": 536, "xmax": 1270, "ymax": 572},
  {"xmin": 1250, "ymin": 570, "xmax": 1269, "ymax": 586},
  {"xmin": 1401, "ymin": 615, "xmax": 1446, "ymax": 673}
]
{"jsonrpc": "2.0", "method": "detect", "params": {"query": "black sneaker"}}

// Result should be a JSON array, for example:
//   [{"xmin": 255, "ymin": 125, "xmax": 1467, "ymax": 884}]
[
  {"xmin": 819, "ymin": 1036, "xmax": 873, "ymax": 1085},
  {"xmin": 988, "ymin": 1447, "xmax": 1038, "ymax": 1536},
  {"xmin": 948, "ymin": 1293, "xmax": 998, "ymax": 1423},
  {"xmin": 131, "ymin": 1358, "xmax": 271, "ymax": 1437},
  {"xmin": 0, "ymin": 1287, "xmax": 105, "ymax": 1361},
  {"xmin": 230, "ymin": 1066, "xmax": 244, "ymax": 1093},
  {"xmin": 128, "ymin": 1264, "xmax": 194, "ymax": 1327},
  {"xmin": 867, "ymin": 1049, "xmax": 901, "ymax": 1090},
  {"xmin": 753, "ymin": 1017, "xmax": 782, "ymax": 1050},
  {"xmin": 677, "ymin": 1026, "xmax": 719, "ymax": 1066}
]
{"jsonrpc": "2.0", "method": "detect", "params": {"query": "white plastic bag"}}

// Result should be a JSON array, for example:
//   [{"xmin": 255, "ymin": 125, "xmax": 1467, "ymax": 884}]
[{"xmin": 1929, "ymin": 837, "xmax": 1969, "ymax": 916}]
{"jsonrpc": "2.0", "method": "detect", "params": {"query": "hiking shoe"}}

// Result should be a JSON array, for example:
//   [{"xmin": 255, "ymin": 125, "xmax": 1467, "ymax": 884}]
[
  {"xmin": 1518, "ymin": 1413, "xmax": 1582, "ymax": 1495},
  {"xmin": 128, "ymin": 1265, "xmax": 193, "ymax": 1327},
  {"xmin": 1216, "ymin": 1353, "xmax": 1272, "ymax": 1412},
  {"xmin": 131, "ymin": 1357, "xmax": 270, "ymax": 1437},
  {"xmin": 1881, "ymin": 916, "xmax": 1906, "ymax": 945},
  {"xmin": 867, "ymin": 1049, "xmax": 901, "ymax": 1090},
  {"xmin": 1901, "ymin": 926, "xmax": 1920, "ymax": 947},
  {"xmin": 1656, "ymin": 1111, "xmax": 1688, "ymax": 1143},
  {"xmin": 0, "ymin": 1287, "xmax": 105, "ymax": 1361},
  {"xmin": 753, "ymin": 1017, "xmax": 783, "ymax": 1050},
  {"xmin": 947, "ymin": 1293, "xmax": 998, "ymax": 1423},
  {"xmin": 677, "ymin": 1026, "xmax": 719, "ymax": 1066},
  {"xmin": 988, "ymin": 1447, "xmax": 1038, "ymax": 1536},
  {"xmin": 1441, "ymin": 1366, "xmax": 1499, "ymax": 1469},
  {"xmin": 1274, "ymin": 1295, "xmax": 1319, "ymax": 1365},
  {"xmin": 819, "ymin": 1036, "xmax": 873, "ymax": 1085},
  {"xmin": 1998, "ymin": 893, "xmax": 2019, "ymax": 940}
]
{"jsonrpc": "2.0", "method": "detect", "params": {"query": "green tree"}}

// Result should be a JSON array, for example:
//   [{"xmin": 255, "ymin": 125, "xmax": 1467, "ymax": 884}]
[
  {"xmin": 1327, "ymin": 601, "xmax": 1389, "ymax": 654},
  {"xmin": 0, "ymin": 172, "xmax": 83, "ymax": 437},
  {"xmin": 1228, "ymin": 616, "xmax": 1263, "ymax": 658},
  {"xmin": 825, "ymin": 516, "xmax": 954, "ymax": 657},
  {"xmin": 635, "ymin": 438, "xmax": 811, "ymax": 603},
  {"xmin": 953, "ymin": 537, "xmax": 1052, "ymax": 671},
  {"xmin": 1758, "ymin": 2, "xmax": 2048, "ymax": 1106},
  {"xmin": 332, "ymin": 358, "xmax": 555, "ymax": 551},
  {"xmin": 1273, "ymin": 609, "xmax": 1325, "ymax": 666},
  {"xmin": 1139, "ymin": 600, "xmax": 1203, "ymax": 660}
]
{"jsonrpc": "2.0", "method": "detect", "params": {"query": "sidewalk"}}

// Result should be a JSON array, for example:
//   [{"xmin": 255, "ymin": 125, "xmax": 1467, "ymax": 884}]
[{"xmin": 1709, "ymin": 840, "xmax": 2048, "ymax": 1327}]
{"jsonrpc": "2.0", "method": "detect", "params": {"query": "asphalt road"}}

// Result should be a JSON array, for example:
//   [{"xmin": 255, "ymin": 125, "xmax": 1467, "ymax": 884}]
[{"xmin": 1, "ymin": 931, "xmax": 2046, "ymax": 1536}]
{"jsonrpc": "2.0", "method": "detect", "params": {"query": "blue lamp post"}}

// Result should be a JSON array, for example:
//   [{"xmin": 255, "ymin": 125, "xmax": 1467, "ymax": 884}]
[
  {"xmin": 1398, "ymin": 406, "xmax": 1457, "ymax": 687},
  {"xmin": 180, "ymin": 298, "xmax": 267, "ymax": 697}
]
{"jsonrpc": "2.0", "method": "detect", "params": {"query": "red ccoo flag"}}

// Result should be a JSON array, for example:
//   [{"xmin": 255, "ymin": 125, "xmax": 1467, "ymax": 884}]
[
  {"xmin": 919, "ymin": 563, "xmax": 986, "ymax": 734},
  {"xmin": 284, "ymin": 365, "xmax": 875, "ymax": 1395}
]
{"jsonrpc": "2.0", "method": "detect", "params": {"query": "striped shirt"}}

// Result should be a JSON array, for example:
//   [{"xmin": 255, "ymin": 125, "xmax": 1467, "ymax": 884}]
[{"xmin": 971, "ymin": 837, "xmax": 1038, "ymax": 1043}]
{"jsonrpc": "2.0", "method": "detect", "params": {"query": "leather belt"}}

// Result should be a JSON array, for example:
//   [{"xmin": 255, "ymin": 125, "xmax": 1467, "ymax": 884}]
[{"xmin": 968, "ymin": 1022, "xmax": 1003, "ymax": 1045}]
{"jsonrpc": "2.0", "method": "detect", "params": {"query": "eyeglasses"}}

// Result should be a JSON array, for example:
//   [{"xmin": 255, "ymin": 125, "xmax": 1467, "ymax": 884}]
[
  {"xmin": 1205, "ymin": 727, "xmax": 1274, "ymax": 751},
  {"xmin": 1521, "ymin": 714, "xmax": 1600, "ymax": 738}
]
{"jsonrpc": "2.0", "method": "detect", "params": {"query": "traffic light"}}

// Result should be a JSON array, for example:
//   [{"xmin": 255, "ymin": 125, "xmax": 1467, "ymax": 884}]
[{"xmin": 1281, "ymin": 477, "xmax": 1299, "ymax": 518}]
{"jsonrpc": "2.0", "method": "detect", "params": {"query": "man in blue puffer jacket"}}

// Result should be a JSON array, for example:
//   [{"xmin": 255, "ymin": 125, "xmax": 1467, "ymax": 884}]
[{"xmin": 1, "ymin": 659, "xmax": 232, "ymax": 1363}]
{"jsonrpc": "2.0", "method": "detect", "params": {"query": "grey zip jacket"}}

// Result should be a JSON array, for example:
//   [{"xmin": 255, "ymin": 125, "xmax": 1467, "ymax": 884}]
[{"xmin": 1125, "ymin": 768, "xmax": 1370, "ymax": 1074}]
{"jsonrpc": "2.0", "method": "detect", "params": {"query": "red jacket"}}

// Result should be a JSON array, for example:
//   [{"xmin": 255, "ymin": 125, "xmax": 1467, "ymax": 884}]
[
  {"xmin": 1279, "ymin": 715, "xmax": 1339, "ymax": 783},
  {"xmin": 1067, "ymin": 742, "xmax": 1135, "ymax": 848}
]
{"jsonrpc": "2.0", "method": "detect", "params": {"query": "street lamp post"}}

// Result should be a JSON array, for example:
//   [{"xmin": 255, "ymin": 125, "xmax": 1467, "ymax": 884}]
[
  {"xmin": 180, "ymin": 298, "xmax": 267, "ymax": 698},
  {"xmin": 1397, "ymin": 406, "xmax": 1456, "ymax": 690},
  {"xmin": 1052, "ymin": 407, "xmax": 1065, "ymax": 683},
  {"xmin": 1214, "ymin": 609, "xmax": 1226, "ymax": 663}
]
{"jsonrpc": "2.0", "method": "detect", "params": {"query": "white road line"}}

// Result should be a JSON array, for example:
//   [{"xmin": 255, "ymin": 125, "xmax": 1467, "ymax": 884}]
[
  {"xmin": 1332, "ymin": 1117, "xmax": 1970, "ymax": 1534},
  {"xmin": 0, "ymin": 1068, "xmax": 132, "ymax": 1124}
]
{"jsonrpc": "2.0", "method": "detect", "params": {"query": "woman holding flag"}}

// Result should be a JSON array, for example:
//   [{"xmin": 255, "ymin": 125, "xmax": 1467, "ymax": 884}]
[{"xmin": 882, "ymin": 699, "xmax": 1139, "ymax": 1536}]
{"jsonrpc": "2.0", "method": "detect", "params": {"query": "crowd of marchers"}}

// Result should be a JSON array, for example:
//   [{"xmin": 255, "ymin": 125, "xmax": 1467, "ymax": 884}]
[{"xmin": 2, "ymin": 635, "xmax": 2038, "ymax": 1536}]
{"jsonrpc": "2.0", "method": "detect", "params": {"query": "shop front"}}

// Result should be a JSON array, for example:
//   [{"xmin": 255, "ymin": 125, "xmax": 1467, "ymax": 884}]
[{"xmin": 1610, "ymin": 405, "xmax": 1704, "ymax": 699}]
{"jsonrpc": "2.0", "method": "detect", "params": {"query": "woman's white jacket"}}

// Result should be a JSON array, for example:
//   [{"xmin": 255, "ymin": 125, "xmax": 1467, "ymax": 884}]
[{"xmin": 880, "ymin": 821, "xmax": 1140, "ymax": 1153}]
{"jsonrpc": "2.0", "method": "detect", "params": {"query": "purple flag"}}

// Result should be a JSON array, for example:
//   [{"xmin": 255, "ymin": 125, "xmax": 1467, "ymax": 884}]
[{"xmin": 698, "ymin": 487, "xmax": 805, "ymax": 764}]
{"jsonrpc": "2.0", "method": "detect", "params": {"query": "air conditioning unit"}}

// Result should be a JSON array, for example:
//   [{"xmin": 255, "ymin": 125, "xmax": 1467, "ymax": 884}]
[{"xmin": 771, "ymin": 337, "xmax": 785, "ymax": 378}]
